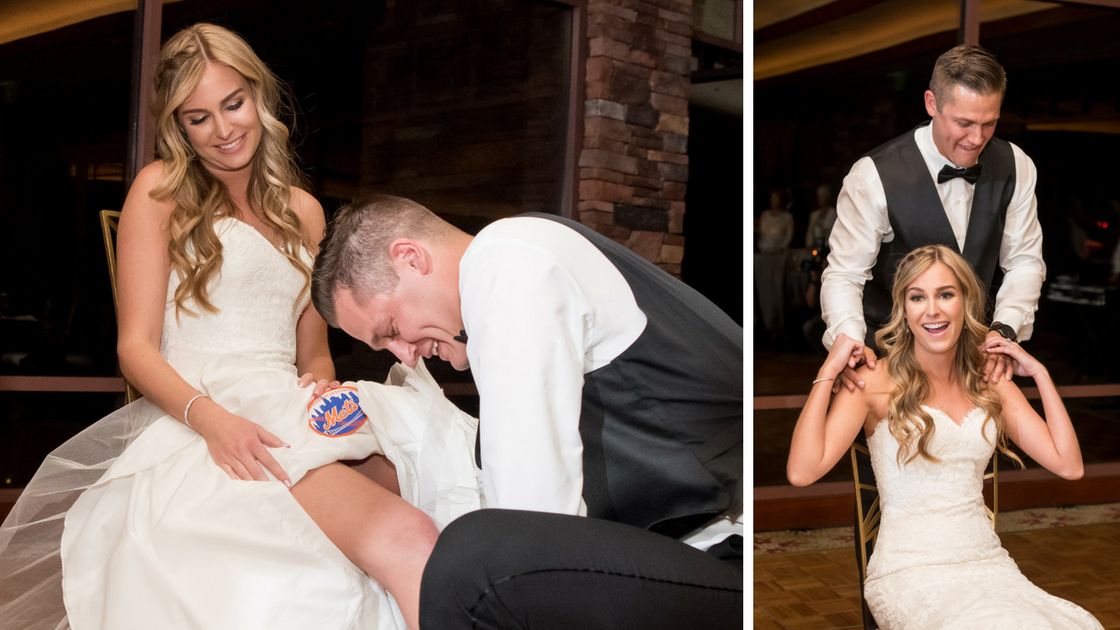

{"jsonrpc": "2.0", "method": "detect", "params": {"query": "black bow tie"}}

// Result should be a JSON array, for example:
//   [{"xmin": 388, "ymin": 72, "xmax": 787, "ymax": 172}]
[{"xmin": 938, "ymin": 163, "xmax": 982, "ymax": 185}]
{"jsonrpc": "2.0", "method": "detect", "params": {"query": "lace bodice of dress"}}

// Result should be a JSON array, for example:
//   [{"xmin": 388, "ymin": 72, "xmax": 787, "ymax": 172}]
[
  {"xmin": 160, "ymin": 217, "xmax": 311, "ymax": 377},
  {"xmin": 866, "ymin": 406, "xmax": 1006, "ymax": 578}
]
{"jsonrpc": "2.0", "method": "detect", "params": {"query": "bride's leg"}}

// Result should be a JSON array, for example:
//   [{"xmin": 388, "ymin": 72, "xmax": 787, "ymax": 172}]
[
  {"xmin": 346, "ymin": 454, "xmax": 401, "ymax": 496},
  {"xmin": 291, "ymin": 462, "xmax": 437, "ymax": 630}
]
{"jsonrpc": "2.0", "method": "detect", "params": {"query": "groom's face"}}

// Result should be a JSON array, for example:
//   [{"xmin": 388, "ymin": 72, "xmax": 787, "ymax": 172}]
[{"xmin": 334, "ymin": 285, "xmax": 470, "ymax": 371}]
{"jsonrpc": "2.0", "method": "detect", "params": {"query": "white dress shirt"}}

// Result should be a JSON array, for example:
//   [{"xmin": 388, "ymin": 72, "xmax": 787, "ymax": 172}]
[
  {"xmin": 459, "ymin": 216, "xmax": 742, "ymax": 549},
  {"xmin": 460, "ymin": 217, "xmax": 646, "ymax": 516},
  {"xmin": 820, "ymin": 123, "xmax": 1046, "ymax": 349}
]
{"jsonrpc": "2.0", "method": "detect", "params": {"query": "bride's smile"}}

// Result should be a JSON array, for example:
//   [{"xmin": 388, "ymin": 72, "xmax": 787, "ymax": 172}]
[
  {"xmin": 177, "ymin": 63, "xmax": 262, "ymax": 175},
  {"xmin": 904, "ymin": 261, "xmax": 964, "ymax": 358}
]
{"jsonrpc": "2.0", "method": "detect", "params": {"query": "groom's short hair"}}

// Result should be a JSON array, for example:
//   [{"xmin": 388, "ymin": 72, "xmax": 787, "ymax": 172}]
[
  {"xmin": 929, "ymin": 44, "xmax": 1006, "ymax": 108},
  {"xmin": 312, "ymin": 194, "xmax": 447, "ymax": 327}
]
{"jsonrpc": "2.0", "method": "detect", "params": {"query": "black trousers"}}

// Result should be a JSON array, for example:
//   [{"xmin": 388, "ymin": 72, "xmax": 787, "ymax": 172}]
[{"xmin": 418, "ymin": 509, "xmax": 743, "ymax": 630}]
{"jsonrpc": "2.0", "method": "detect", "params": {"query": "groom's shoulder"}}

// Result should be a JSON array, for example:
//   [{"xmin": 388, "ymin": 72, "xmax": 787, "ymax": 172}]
[
  {"xmin": 466, "ymin": 215, "xmax": 609, "ymax": 284},
  {"xmin": 475, "ymin": 214, "xmax": 585, "ymax": 249}
]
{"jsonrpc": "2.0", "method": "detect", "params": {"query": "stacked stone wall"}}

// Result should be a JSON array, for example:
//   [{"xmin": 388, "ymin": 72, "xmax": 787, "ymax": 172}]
[{"xmin": 579, "ymin": 0, "xmax": 692, "ymax": 277}]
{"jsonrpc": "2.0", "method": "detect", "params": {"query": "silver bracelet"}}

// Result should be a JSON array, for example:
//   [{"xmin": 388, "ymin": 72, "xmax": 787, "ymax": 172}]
[
  {"xmin": 812, "ymin": 377, "xmax": 834, "ymax": 385},
  {"xmin": 183, "ymin": 393, "xmax": 208, "ymax": 430}
]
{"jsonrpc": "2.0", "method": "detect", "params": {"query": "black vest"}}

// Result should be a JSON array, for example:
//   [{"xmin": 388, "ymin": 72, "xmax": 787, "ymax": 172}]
[
  {"xmin": 481, "ymin": 213, "xmax": 744, "ymax": 539},
  {"xmin": 862, "ymin": 122, "xmax": 1016, "ymax": 339}
]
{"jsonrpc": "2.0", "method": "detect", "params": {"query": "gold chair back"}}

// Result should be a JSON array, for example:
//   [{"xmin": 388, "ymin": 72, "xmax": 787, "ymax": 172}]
[
  {"xmin": 851, "ymin": 441, "xmax": 879, "ymax": 584},
  {"xmin": 99, "ymin": 210, "xmax": 140, "ymax": 404}
]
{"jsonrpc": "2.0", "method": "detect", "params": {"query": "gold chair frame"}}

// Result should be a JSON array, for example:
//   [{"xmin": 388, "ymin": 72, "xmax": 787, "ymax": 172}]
[
  {"xmin": 99, "ymin": 210, "xmax": 141, "ymax": 404},
  {"xmin": 851, "ymin": 439, "xmax": 997, "ymax": 629}
]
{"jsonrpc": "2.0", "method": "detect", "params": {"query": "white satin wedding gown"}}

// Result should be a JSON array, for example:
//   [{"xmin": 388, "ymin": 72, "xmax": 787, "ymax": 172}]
[
  {"xmin": 0, "ymin": 217, "xmax": 481, "ymax": 630},
  {"xmin": 864, "ymin": 406, "xmax": 1103, "ymax": 630}
]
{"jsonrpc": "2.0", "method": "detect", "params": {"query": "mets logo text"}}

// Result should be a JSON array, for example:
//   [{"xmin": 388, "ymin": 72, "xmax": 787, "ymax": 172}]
[{"xmin": 308, "ymin": 386, "xmax": 367, "ymax": 437}]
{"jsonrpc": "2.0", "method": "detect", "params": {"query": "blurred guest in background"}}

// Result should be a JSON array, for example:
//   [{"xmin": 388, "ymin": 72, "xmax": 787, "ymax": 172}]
[
  {"xmin": 801, "ymin": 183, "xmax": 838, "ymax": 354},
  {"xmin": 756, "ymin": 186, "xmax": 794, "ymax": 341}
]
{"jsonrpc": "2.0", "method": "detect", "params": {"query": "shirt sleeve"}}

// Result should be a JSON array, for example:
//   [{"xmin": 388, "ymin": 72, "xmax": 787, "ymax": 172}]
[
  {"xmin": 819, "ymin": 156, "xmax": 891, "ymax": 349},
  {"xmin": 993, "ymin": 144, "xmax": 1046, "ymax": 341},
  {"xmin": 462, "ymin": 240, "xmax": 590, "ymax": 516}
]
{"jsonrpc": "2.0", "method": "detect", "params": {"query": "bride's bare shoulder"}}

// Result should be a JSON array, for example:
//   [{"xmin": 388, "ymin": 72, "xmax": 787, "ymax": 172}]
[
  {"xmin": 859, "ymin": 357, "xmax": 895, "ymax": 427},
  {"xmin": 122, "ymin": 161, "xmax": 176, "ymax": 222},
  {"xmin": 860, "ymin": 357, "xmax": 895, "ymax": 394},
  {"xmin": 131, "ymin": 161, "xmax": 170, "ymax": 196}
]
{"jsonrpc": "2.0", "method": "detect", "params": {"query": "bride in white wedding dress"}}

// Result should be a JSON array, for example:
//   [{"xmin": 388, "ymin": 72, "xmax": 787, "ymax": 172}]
[
  {"xmin": 787, "ymin": 244, "xmax": 1103, "ymax": 630},
  {"xmin": 0, "ymin": 23, "xmax": 478, "ymax": 630}
]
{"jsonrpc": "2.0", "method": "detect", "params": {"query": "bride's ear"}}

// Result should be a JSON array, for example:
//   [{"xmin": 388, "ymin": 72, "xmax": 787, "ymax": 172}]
[{"xmin": 388, "ymin": 239, "xmax": 432, "ymax": 275}]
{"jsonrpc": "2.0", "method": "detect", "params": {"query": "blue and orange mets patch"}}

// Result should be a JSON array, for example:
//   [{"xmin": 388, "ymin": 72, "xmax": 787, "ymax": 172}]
[{"xmin": 308, "ymin": 386, "xmax": 367, "ymax": 437}]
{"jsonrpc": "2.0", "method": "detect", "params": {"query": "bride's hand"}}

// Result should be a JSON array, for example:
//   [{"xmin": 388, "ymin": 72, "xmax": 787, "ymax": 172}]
[
  {"xmin": 980, "ymin": 337, "xmax": 1044, "ymax": 379},
  {"xmin": 298, "ymin": 373, "xmax": 340, "ymax": 397},
  {"xmin": 189, "ymin": 400, "xmax": 293, "ymax": 487}
]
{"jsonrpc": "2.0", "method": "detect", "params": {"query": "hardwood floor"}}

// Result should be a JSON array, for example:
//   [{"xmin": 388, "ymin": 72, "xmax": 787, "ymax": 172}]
[
  {"xmin": 755, "ymin": 522, "xmax": 1120, "ymax": 629},
  {"xmin": 755, "ymin": 547, "xmax": 864, "ymax": 630}
]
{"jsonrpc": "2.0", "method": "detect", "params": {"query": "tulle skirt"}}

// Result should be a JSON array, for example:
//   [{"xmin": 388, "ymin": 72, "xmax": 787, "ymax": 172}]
[{"xmin": 0, "ymin": 357, "xmax": 480, "ymax": 630}]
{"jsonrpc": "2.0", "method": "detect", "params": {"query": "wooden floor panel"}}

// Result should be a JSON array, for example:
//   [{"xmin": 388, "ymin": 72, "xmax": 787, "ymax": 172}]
[{"xmin": 755, "ymin": 522, "xmax": 1120, "ymax": 629}]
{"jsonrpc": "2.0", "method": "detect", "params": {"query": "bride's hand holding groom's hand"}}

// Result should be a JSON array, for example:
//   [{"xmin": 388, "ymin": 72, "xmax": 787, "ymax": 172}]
[
  {"xmin": 830, "ymin": 334, "xmax": 877, "ymax": 394},
  {"xmin": 981, "ymin": 330, "xmax": 1015, "ymax": 383},
  {"xmin": 980, "ymin": 337, "xmax": 1045, "ymax": 380},
  {"xmin": 827, "ymin": 334, "xmax": 875, "ymax": 394}
]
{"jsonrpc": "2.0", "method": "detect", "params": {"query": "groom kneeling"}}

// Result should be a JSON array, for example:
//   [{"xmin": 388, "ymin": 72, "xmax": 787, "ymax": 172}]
[{"xmin": 311, "ymin": 195, "xmax": 743, "ymax": 629}]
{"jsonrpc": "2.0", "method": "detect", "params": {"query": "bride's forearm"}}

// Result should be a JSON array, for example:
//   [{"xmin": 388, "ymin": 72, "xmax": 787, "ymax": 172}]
[
  {"xmin": 1030, "ymin": 367, "xmax": 1084, "ymax": 478},
  {"xmin": 118, "ymin": 337, "xmax": 223, "ymax": 429},
  {"xmin": 789, "ymin": 335, "xmax": 873, "ymax": 486},
  {"xmin": 299, "ymin": 355, "xmax": 336, "ymax": 383},
  {"xmin": 295, "ymin": 305, "xmax": 335, "ymax": 383},
  {"xmin": 786, "ymin": 373, "xmax": 838, "ymax": 487}
]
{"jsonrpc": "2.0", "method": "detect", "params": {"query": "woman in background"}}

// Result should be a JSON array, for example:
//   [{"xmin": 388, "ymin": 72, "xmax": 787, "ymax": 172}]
[{"xmin": 755, "ymin": 186, "xmax": 794, "ymax": 341}]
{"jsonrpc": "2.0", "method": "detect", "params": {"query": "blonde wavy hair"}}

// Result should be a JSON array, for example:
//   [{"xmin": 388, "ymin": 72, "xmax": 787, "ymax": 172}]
[
  {"xmin": 874, "ymin": 245, "xmax": 1022, "ymax": 468},
  {"xmin": 150, "ymin": 23, "xmax": 312, "ymax": 316}
]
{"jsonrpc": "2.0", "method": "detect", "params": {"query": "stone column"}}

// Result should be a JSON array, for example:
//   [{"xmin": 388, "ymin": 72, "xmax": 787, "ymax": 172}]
[{"xmin": 578, "ymin": 0, "xmax": 692, "ymax": 277}]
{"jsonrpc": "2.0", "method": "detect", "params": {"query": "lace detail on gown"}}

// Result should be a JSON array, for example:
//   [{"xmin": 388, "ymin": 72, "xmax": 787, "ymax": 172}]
[
  {"xmin": 0, "ymin": 218, "xmax": 481, "ymax": 630},
  {"xmin": 162, "ymin": 218, "xmax": 309, "ymax": 376},
  {"xmin": 863, "ymin": 407, "xmax": 1103, "ymax": 630}
]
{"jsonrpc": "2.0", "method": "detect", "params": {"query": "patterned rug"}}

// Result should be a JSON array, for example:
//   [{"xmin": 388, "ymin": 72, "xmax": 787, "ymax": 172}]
[{"xmin": 754, "ymin": 502, "xmax": 1120, "ymax": 555}]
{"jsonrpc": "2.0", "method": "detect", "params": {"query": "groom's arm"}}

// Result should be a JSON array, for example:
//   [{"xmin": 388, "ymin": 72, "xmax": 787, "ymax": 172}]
[{"xmin": 462, "ymin": 242, "xmax": 590, "ymax": 516}]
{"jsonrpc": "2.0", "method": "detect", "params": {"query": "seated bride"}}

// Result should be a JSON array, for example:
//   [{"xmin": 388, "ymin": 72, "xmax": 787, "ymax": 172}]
[
  {"xmin": 0, "ymin": 23, "xmax": 478, "ymax": 630},
  {"xmin": 788, "ymin": 244, "xmax": 1103, "ymax": 629}
]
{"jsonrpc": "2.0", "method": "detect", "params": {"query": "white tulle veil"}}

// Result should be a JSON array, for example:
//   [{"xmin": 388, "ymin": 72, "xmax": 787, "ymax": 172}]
[{"xmin": 0, "ymin": 400, "xmax": 164, "ymax": 630}]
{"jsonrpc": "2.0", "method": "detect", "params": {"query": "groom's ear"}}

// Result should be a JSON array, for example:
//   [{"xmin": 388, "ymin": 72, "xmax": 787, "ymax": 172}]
[{"xmin": 388, "ymin": 239, "xmax": 432, "ymax": 275}]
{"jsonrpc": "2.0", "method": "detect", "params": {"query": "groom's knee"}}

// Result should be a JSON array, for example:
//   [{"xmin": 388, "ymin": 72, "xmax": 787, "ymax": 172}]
[{"xmin": 419, "ymin": 510, "xmax": 514, "ymax": 629}]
